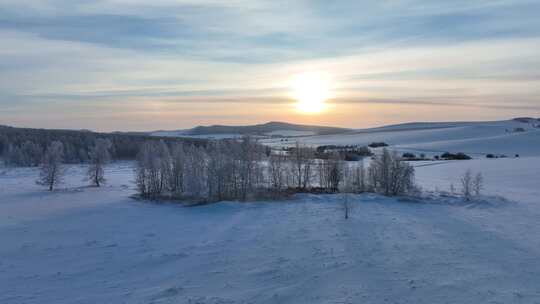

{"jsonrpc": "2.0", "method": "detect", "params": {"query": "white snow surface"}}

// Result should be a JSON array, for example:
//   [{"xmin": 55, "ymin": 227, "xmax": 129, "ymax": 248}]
[
  {"xmin": 152, "ymin": 132, "xmax": 245, "ymax": 139},
  {"xmin": 264, "ymin": 130, "xmax": 316, "ymax": 137},
  {"xmin": 1, "ymin": 158, "xmax": 540, "ymax": 303}
]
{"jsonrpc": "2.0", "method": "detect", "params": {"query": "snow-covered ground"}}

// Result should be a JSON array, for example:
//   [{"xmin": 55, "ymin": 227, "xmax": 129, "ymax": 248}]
[
  {"xmin": 263, "ymin": 130, "xmax": 316, "ymax": 137},
  {"xmin": 1, "ymin": 157, "xmax": 540, "ymax": 303},
  {"xmin": 152, "ymin": 132, "xmax": 246, "ymax": 140}
]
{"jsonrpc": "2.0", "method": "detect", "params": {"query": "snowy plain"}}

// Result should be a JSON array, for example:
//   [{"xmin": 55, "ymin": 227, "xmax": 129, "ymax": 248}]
[
  {"xmin": 2, "ymin": 118, "xmax": 540, "ymax": 303},
  {"xmin": 1, "ymin": 156, "xmax": 540, "ymax": 303}
]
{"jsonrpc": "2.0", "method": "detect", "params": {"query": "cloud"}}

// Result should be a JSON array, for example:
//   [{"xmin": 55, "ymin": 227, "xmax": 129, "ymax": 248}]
[{"xmin": 1, "ymin": 0, "xmax": 539, "ymax": 130}]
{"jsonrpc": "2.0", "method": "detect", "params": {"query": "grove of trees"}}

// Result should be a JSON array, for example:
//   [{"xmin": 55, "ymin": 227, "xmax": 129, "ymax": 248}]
[{"xmin": 134, "ymin": 137, "xmax": 418, "ymax": 202}]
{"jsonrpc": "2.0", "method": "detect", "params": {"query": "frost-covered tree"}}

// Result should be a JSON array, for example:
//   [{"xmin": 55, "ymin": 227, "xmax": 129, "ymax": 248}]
[
  {"xmin": 291, "ymin": 141, "xmax": 315, "ymax": 190},
  {"xmin": 268, "ymin": 152, "xmax": 287, "ymax": 191},
  {"xmin": 21, "ymin": 141, "xmax": 42, "ymax": 166},
  {"xmin": 206, "ymin": 140, "xmax": 235, "ymax": 201},
  {"xmin": 368, "ymin": 148, "xmax": 415, "ymax": 196},
  {"xmin": 156, "ymin": 140, "xmax": 172, "ymax": 192},
  {"xmin": 184, "ymin": 144, "xmax": 207, "ymax": 199},
  {"xmin": 319, "ymin": 152, "xmax": 344, "ymax": 192},
  {"xmin": 135, "ymin": 142, "xmax": 163, "ymax": 197},
  {"xmin": 237, "ymin": 136, "xmax": 263, "ymax": 200},
  {"xmin": 86, "ymin": 139, "xmax": 112, "ymax": 187},
  {"xmin": 169, "ymin": 143, "xmax": 186, "ymax": 194},
  {"xmin": 461, "ymin": 169, "xmax": 473, "ymax": 201},
  {"xmin": 341, "ymin": 194, "xmax": 353, "ymax": 220},
  {"xmin": 36, "ymin": 141, "xmax": 65, "ymax": 191},
  {"xmin": 343, "ymin": 160, "xmax": 366, "ymax": 193},
  {"xmin": 473, "ymin": 172, "xmax": 483, "ymax": 197}
]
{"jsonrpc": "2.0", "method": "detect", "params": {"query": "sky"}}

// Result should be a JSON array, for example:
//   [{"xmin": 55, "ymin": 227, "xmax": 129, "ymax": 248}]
[{"xmin": 1, "ymin": 0, "xmax": 540, "ymax": 131}]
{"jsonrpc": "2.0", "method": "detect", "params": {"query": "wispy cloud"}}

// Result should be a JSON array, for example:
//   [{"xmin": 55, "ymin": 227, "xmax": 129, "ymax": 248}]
[{"xmin": 1, "ymin": 0, "xmax": 539, "ymax": 130}]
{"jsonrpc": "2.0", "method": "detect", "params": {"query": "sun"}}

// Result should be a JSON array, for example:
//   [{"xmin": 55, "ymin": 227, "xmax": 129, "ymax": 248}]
[{"xmin": 290, "ymin": 72, "xmax": 332, "ymax": 114}]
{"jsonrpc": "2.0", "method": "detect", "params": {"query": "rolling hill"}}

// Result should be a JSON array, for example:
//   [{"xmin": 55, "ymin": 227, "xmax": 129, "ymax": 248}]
[{"xmin": 150, "ymin": 121, "xmax": 351, "ymax": 138}]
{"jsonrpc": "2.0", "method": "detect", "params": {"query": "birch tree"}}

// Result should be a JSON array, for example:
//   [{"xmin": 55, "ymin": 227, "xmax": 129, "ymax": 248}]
[
  {"xmin": 86, "ymin": 138, "xmax": 112, "ymax": 187},
  {"xmin": 368, "ymin": 148, "xmax": 415, "ymax": 196},
  {"xmin": 169, "ymin": 143, "xmax": 186, "ymax": 194},
  {"xmin": 36, "ymin": 141, "xmax": 65, "ymax": 191},
  {"xmin": 291, "ymin": 141, "xmax": 315, "ymax": 190},
  {"xmin": 268, "ymin": 152, "xmax": 287, "ymax": 191},
  {"xmin": 473, "ymin": 172, "xmax": 483, "ymax": 197},
  {"xmin": 461, "ymin": 169, "xmax": 473, "ymax": 201}
]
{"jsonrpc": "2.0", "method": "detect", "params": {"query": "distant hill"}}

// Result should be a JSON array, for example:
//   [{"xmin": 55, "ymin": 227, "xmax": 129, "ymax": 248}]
[
  {"xmin": 259, "ymin": 118, "xmax": 540, "ymax": 157},
  {"xmin": 151, "ymin": 121, "xmax": 351, "ymax": 138}
]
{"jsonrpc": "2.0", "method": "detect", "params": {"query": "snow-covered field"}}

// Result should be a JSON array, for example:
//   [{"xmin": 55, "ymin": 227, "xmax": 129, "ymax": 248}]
[
  {"xmin": 1, "ymin": 156, "xmax": 540, "ymax": 304},
  {"xmin": 262, "ymin": 119, "xmax": 540, "ymax": 157}
]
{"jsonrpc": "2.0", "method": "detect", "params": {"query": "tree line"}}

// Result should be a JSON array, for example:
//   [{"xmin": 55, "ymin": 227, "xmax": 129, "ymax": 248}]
[
  {"xmin": 0, "ymin": 125, "xmax": 205, "ymax": 166},
  {"xmin": 3, "ymin": 126, "xmax": 418, "ymax": 199},
  {"xmin": 32, "ymin": 136, "xmax": 486, "ymax": 203}
]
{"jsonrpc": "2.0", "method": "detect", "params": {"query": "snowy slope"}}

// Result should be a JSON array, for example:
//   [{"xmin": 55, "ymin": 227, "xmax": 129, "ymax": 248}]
[
  {"xmin": 415, "ymin": 156, "xmax": 540, "ymax": 206},
  {"xmin": 150, "ymin": 121, "xmax": 349, "ymax": 139},
  {"xmin": 2, "ymin": 161, "xmax": 540, "ymax": 303},
  {"xmin": 262, "ymin": 119, "xmax": 540, "ymax": 157},
  {"xmin": 264, "ymin": 130, "xmax": 316, "ymax": 137}
]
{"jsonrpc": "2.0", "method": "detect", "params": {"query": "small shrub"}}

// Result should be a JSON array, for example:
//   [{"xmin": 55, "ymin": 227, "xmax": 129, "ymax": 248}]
[
  {"xmin": 402, "ymin": 152, "xmax": 416, "ymax": 159},
  {"xmin": 460, "ymin": 170, "xmax": 484, "ymax": 201}
]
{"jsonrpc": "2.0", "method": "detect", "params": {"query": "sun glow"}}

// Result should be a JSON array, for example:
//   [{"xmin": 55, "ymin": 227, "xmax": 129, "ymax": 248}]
[{"xmin": 290, "ymin": 72, "xmax": 332, "ymax": 114}]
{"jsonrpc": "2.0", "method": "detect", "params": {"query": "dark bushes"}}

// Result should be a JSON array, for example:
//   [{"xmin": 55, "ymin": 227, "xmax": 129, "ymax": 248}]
[
  {"xmin": 368, "ymin": 142, "xmax": 389, "ymax": 148},
  {"xmin": 441, "ymin": 152, "xmax": 472, "ymax": 160}
]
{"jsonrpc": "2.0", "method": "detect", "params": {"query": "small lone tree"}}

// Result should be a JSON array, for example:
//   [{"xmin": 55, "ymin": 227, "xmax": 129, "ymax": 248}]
[
  {"xmin": 341, "ymin": 194, "xmax": 353, "ymax": 220},
  {"xmin": 461, "ymin": 169, "xmax": 473, "ymax": 201},
  {"xmin": 87, "ymin": 139, "xmax": 112, "ymax": 187},
  {"xmin": 37, "ymin": 141, "xmax": 65, "ymax": 191},
  {"xmin": 473, "ymin": 172, "xmax": 483, "ymax": 197}
]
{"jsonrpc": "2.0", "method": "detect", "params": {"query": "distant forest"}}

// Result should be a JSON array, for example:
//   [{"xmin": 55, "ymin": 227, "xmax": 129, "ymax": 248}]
[{"xmin": 0, "ymin": 125, "xmax": 206, "ymax": 166}]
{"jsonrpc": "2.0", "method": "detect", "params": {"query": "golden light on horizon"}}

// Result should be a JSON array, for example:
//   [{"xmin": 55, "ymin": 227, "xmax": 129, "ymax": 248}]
[{"xmin": 290, "ymin": 71, "xmax": 332, "ymax": 114}]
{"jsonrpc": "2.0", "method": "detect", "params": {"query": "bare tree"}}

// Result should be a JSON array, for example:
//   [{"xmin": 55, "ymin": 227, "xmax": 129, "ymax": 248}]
[
  {"xmin": 368, "ymin": 148, "xmax": 415, "ymax": 196},
  {"xmin": 291, "ymin": 141, "xmax": 315, "ymax": 190},
  {"xmin": 341, "ymin": 194, "xmax": 353, "ymax": 220},
  {"xmin": 135, "ymin": 142, "xmax": 163, "ymax": 198},
  {"xmin": 156, "ymin": 140, "xmax": 171, "ymax": 193},
  {"xmin": 356, "ymin": 160, "xmax": 367, "ymax": 193},
  {"xmin": 473, "ymin": 172, "xmax": 483, "ymax": 197},
  {"xmin": 342, "ymin": 160, "xmax": 367, "ymax": 193},
  {"xmin": 268, "ymin": 152, "xmax": 287, "ymax": 192},
  {"xmin": 135, "ymin": 143, "xmax": 151, "ymax": 197},
  {"xmin": 237, "ymin": 136, "xmax": 263, "ymax": 200},
  {"xmin": 461, "ymin": 169, "xmax": 473, "ymax": 201},
  {"xmin": 169, "ymin": 143, "xmax": 185, "ymax": 194},
  {"xmin": 86, "ymin": 138, "xmax": 112, "ymax": 187},
  {"xmin": 183, "ymin": 145, "xmax": 207, "ymax": 199},
  {"xmin": 319, "ymin": 152, "xmax": 343, "ymax": 192},
  {"xmin": 36, "ymin": 141, "xmax": 65, "ymax": 191},
  {"xmin": 206, "ymin": 140, "xmax": 236, "ymax": 201}
]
